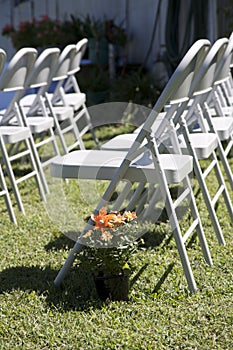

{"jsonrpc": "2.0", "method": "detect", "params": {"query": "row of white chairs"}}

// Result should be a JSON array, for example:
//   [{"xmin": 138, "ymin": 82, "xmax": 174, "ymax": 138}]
[
  {"xmin": 0, "ymin": 38, "xmax": 98, "ymax": 223},
  {"xmin": 1, "ymin": 33, "xmax": 232, "ymax": 293},
  {"xmin": 51, "ymin": 34, "xmax": 233, "ymax": 293}
]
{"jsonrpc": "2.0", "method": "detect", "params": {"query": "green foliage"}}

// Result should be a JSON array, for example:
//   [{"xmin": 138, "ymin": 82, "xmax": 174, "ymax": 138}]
[
  {"xmin": 0, "ymin": 127, "xmax": 232, "ymax": 348},
  {"xmin": 78, "ymin": 66, "xmax": 111, "ymax": 92},
  {"xmin": 2, "ymin": 14, "xmax": 127, "ymax": 50},
  {"xmin": 112, "ymin": 69, "xmax": 160, "ymax": 106},
  {"xmin": 77, "ymin": 65, "xmax": 160, "ymax": 106},
  {"xmin": 2, "ymin": 15, "xmax": 83, "ymax": 49},
  {"xmin": 218, "ymin": 1, "xmax": 233, "ymax": 35},
  {"xmin": 81, "ymin": 15, "xmax": 127, "ymax": 47}
]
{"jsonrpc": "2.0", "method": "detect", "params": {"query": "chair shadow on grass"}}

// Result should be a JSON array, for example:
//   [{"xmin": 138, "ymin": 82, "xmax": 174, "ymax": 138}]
[
  {"xmin": 0, "ymin": 210, "xmax": 197, "ymax": 310},
  {"xmin": 0, "ymin": 262, "xmax": 106, "ymax": 311},
  {"xmin": 0, "ymin": 230, "xmax": 105, "ymax": 311}
]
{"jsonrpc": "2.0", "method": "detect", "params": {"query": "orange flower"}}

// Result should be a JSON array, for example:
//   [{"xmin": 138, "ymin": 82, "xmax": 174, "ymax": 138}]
[
  {"xmin": 91, "ymin": 207, "xmax": 137, "ymax": 232},
  {"xmin": 111, "ymin": 213, "xmax": 125, "ymax": 226},
  {"xmin": 122, "ymin": 211, "xmax": 137, "ymax": 222},
  {"xmin": 91, "ymin": 208, "xmax": 117, "ymax": 231}
]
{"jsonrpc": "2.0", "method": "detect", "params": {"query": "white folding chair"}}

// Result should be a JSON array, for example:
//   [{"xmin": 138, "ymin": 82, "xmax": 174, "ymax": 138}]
[
  {"xmin": 18, "ymin": 47, "xmax": 62, "ymax": 193},
  {"xmin": 19, "ymin": 45, "xmax": 77, "ymax": 154},
  {"xmin": 51, "ymin": 39, "xmax": 213, "ymax": 293},
  {"xmin": 59, "ymin": 38, "xmax": 99, "ymax": 146},
  {"xmin": 49, "ymin": 40, "xmax": 99, "ymax": 149},
  {"xmin": 0, "ymin": 49, "xmax": 17, "ymax": 224},
  {"xmin": 172, "ymin": 38, "xmax": 233, "ymax": 247},
  {"xmin": 211, "ymin": 32, "xmax": 233, "ymax": 108},
  {"xmin": 101, "ymin": 38, "xmax": 233, "ymax": 247},
  {"xmin": 62, "ymin": 38, "xmax": 88, "ymax": 97},
  {"xmin": 47, "ymin": 44, "xmax": 95, "ymax": 153},
  {"xmin": 205, "ymin": 34, "xmax": 233, "ymax": 157},
  {"xmin": 0, "ymin": 47, "xmax": 46, "ymax": 215}
]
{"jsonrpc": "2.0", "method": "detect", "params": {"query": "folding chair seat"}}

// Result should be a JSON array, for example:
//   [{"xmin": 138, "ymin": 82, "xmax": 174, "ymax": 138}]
[
  {"xmin": 0, "ymin": 47, "xmax": 46, "ymax": 215},
  {"xmin": 51, "ymin": 39, "xmax": 213, "ymax": 293},
  {"xmin": 176, "ymin": 133, "xmax": 218, "ymax": 159}
]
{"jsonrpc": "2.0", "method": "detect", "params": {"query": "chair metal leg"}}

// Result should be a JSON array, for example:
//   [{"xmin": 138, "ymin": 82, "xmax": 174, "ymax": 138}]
[
  {"xmin": 180, "ymin": 119, "xmax": 226, "ymax": 246},
  {"xmin": 0, "ymin": 164, "xmax": 17, "ymax": 224}
]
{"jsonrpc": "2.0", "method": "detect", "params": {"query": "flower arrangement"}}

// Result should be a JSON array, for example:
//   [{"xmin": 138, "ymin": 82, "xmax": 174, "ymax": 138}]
[
  {"xmin": 2, "ymin": 15, "xmax": 83, "ymax": 50},
  {"xmin": 83, "ymin": 207, "xmax": 137, "ymax": 245},
  {"xmin": 2, "ymin": 14, "xmax": 127, "ymax": 51},
  {"xmin": 79, "ymin": 207, "xmax": 140, "ymax": 300}
]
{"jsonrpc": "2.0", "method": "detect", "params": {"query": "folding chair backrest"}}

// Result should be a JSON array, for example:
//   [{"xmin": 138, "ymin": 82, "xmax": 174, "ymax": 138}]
[
  {"xmin": 214, "ymin": 34, "xmax": 233, "ymax": 84},
  {"xmin": 95, "ymin": 40, "xmax": 211, "ymax": 202},
  {"xmin": 0, "ymin": 47, "xmax": 37, "ymax": 125},
  {"xmin": 189, "ymin": 38, "xmax": 229, "ymax": 96},
  {"xmin": 49, "ymin": 44, "xmax": 76, "ymax": 105},
  {"xmin": 68, "ymin": 38, "xmax": 88, "ymax": 76},
  {"xmin": 52, "ymin": 44, "xmax": 76, "ymax": 82},
  {"xmin": 0, "ymin": 48, "xmax": 6, "ymax": 75},
  {"xmin": 168, "ymin": 40, "xmax": 210, "ymax": 104},
  {"xmin": 0, "ymin": 48, "xmax": 37, "ymax": 91},
  {"xmin": 230, "ymin": 32, "xmax": 233, "ymax": 69},
  {"xmin": 134, "ymin": 39, "xmax": 210, "ymax": 147},
  {"xmin": 25, "ymin": 47, "xmax": 60, "ymax": 89},
  {"xmin": 23, "ymin": 47, "xmax": 61, "ymax": 114}
]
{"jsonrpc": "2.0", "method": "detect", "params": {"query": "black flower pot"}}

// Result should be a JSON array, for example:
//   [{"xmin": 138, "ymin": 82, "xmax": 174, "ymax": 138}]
[{"xmin": 94, "ymin": 273, "xmax": 129, "ymax": 301}]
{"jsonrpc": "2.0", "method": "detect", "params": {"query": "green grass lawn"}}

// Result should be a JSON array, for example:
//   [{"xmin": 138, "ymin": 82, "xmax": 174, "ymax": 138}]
[{"xmin": 0, "ymin": 127, "xmax": 233, "ymax": 349}]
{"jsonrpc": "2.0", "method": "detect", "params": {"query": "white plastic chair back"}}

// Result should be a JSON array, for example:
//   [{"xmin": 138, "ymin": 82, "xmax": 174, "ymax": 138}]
[
  {"xmin": 214, "ymin": 35, "xmax": 233, "ymax": 84},
  {"xmin": 52, "ymin": 44, "xmax": 76, "ymax": 82},
  {"xmin": 0, "ymin": 48, "xmax": 6, "ymax": 75},
  {"xmin": 50, "ymin": 44, "xmax": 76, "ymax": 107},
  {"xmin": 189, "ymin": 38, "xmax": 229, "ymax": 97},
  {"xmin": 0, "ymin": 48, "xmax": 37, "ymax": 92},
  {"xmin": 136, "ymin": 39, "xmax": 210, "ymax": 140},
  {"xmin": 0, "ymin": 47, "xmax": 37, "ymax": 125},
  {"xmin": 24, "ymin": 47, "xmax": 60, "ymax": 114},
  {"xmin": 26, "ymin": 47, "xmax": 60, "ymax": 89},
  {"xmin": 68, "ymin": 38, "xmax": 88, "ymax": 76}
]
